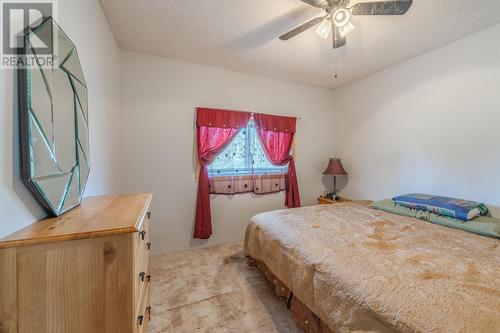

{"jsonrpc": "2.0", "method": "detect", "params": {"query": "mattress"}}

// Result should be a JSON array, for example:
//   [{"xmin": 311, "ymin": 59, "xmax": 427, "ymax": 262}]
[{"xmin": 244, "ymin": 202, "xmax": 500, "ymax": 332}]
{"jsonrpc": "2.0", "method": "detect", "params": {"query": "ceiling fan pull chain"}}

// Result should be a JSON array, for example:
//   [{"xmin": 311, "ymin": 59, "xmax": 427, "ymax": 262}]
[{"xmin": 333, "ymin": 52, "xmax": 339, "ymax": 79}]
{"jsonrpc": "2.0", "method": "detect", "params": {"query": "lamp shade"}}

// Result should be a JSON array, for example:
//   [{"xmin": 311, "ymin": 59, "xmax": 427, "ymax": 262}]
[{"xmin": 323, "ymin": 158, "xmax": 348, "ymax": 175}]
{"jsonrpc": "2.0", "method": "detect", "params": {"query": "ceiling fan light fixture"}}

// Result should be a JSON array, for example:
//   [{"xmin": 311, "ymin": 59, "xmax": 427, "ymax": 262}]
[
  {"xmin": 339, "ymin": 22, "xmax": 354, "ymax": 37},
  {"xmin": 333, "ymin": 8, "xmax": 351, "ymax": 27},
  {"xmin": 315, "ymin": 18, "xmax": 332, "ymax": 39},
  {"xmin": 281, "ymin": 0, "xmax": 413, "ymax": 49}
]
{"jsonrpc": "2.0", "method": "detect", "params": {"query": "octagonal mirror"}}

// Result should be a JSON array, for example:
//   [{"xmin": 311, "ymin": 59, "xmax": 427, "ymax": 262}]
[{"xmin": 19, "ymin": 17, "xmax": 89, "ymax": 216}]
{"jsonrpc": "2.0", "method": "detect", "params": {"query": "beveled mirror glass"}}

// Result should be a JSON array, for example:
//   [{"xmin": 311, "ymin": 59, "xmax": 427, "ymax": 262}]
[{"xmin": 19, "ymin": 17, "xmax": 89, "ymax": 216}]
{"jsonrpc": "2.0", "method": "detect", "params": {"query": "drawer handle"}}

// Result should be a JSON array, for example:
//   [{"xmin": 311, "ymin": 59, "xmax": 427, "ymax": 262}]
[
  {"xmin": 139, "ymin": 272, "xmax": 145, "ymax": 282},
  {"xmin": 146, "ymin": 211, "xmax": 151, "ymax": 219},
  {"xmin": 137, "ymin": 315, "xmax": 144, "ymax": 326},
  {"xmin": 139, "ymin": 231, "xmax": 146, "ymax": 240},
  {"xmin": 146, "ymin": 306, "xmax": 152, "ymax": 321},
  {"xmin": 146, "ymin": 242, "xmax": 151, "ymax": 250},
  {"xmin": 146, "ymin": 274, "xmax": 151, "ymax": 282}
]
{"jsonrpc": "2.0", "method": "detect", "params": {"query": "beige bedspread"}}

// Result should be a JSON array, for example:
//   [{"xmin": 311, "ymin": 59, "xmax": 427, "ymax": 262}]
[{"xmin": 244, "ymin": 203, "xmax": 500, "ymax": 333}]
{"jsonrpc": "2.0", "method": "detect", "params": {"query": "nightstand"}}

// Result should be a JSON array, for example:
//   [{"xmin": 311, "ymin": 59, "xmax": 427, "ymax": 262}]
[
  {"xmin": 317, "ymin": 196, "xmax": 351, "ymax": 204},
  {"xmin": 317, "ymin": 197, "xmax": 374, "ymax": 206}
]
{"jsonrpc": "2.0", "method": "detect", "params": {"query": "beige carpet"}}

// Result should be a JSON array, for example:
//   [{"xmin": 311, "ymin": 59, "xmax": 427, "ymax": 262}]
[{"xmin": 149, "ymin": 241, "xmax": 302, "ymax": 333}]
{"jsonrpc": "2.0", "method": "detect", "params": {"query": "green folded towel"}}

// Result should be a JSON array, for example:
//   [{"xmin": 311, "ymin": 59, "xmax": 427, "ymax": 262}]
[{"xmin": 371, "ymin": 199, "xmax": 500, "ymax": 239}]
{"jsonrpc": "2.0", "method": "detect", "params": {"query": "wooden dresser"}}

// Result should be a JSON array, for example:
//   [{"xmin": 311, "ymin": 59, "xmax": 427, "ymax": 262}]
[{"xmin": 0, "ymin": 193, "xmax": 153, "ymax": 333}]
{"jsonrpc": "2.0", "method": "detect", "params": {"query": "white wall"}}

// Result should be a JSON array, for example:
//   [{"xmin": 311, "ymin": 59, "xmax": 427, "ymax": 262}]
[
  {"xmin": 120, "ymin": 51, "xmax": 336, "ymax": 254},
  {"xmin": 0, "ymin": 0, "xmax": 121, "ymax": 238},
  {"xmin": 332, "ymin": 24, "xmax": 500, "ymax": 214}
]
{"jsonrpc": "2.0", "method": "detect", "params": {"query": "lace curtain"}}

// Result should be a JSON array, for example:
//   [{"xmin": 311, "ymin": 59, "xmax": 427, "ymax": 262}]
[{"xmin": 208, "ymin": 119, "xmax": 288, "ymax": 195}]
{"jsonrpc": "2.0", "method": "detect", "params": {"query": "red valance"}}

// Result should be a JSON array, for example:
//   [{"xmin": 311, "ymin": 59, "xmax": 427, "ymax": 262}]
[
  {"xmin": 253, "ymin": 113, "xmax": 297, "ymax": 133},
  {"xmin": 196, "ymin": 107, "xmax": 251, "ymax": 129}
]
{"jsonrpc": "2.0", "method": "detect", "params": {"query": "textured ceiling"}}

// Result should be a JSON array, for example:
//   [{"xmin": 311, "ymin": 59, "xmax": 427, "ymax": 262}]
[{"xmin": 100, "ymin": 0, "xmax": 500, "ymax": 88}]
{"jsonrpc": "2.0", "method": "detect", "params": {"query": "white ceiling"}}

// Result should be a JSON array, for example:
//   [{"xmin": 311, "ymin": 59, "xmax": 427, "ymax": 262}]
[{"xmin": 100, "ymin": 0, "xmax": 500, "ymax": 89}]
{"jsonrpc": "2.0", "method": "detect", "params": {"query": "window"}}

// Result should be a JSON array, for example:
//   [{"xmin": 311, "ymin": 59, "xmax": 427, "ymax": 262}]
[{"xmin": 208, "ymin": 119, "xmax": 288, "ymax": 177}]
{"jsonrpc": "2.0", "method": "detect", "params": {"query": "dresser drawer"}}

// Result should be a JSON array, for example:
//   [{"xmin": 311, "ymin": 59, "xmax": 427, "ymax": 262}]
[
  {"xmin": 134, "ymin": 250, "xmax": 150, "ymax": 308},
  {"xmin": 136, "ymin": 212, "xmax": 151, "ymax": 257},
  {"xmin": 135, "ymin": 282, "xmax": 151, "ymax": 333},
  {"xmin": 135, "ymin": 219, "xmax": 150, "ymax": 268}
]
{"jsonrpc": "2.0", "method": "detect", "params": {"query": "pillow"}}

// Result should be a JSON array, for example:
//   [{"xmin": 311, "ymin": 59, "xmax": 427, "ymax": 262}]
[
  {"xmin": 392, "ymin": 193, "xmax": 488, "ymax": 221},
  {"xmin": 371, "ymin": 199, "xmax": 500, "ymax": 239}
]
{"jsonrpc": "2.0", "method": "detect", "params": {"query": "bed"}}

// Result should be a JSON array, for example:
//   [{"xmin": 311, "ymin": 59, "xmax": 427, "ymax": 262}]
[{"xmin": 244, "ymin": 202, "xmax": 500, "ymax": 332}]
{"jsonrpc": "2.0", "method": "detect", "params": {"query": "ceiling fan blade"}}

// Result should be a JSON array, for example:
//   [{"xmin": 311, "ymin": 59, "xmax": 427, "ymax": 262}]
[
  {"xmin": 301, "ymin": 0, "xmax": 329, "ymax": 9},
  {"xmin": 351, "ymin": 0, "xmax": 412, "ymax": 15},
  {"xmin": 279, "ymin": 16, "xmax": 326, "ymax": 40},
  {"xmin": 333, "ymin": 25, "xmax": 346, "ymax": 49}
]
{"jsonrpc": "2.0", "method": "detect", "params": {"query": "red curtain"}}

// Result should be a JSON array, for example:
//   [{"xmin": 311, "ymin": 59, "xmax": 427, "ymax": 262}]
[
  {"xmin": 194, "ymin": 108, "xmax": 251, "ymax": 239},
  {"xmin": 253, "ymin": 113, "xmax": 301, "ymax": 208}
]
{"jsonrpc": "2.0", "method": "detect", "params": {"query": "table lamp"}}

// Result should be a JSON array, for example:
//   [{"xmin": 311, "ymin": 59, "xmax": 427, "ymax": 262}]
[{"xmin": 323, "ymin": 158, "xmax": 348, "ymax": 201}]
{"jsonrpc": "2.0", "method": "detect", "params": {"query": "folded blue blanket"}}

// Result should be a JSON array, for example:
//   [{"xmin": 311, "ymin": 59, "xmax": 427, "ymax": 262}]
[{"xmin": 393, "ymin": 193, "xmax": 488, "ymax": 221}]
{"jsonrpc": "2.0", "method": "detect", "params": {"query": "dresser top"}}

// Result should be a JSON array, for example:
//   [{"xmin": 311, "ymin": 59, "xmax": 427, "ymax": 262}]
[{"xmin": 0, "ymin": 193, "xmax": 153, "ymax": 249}]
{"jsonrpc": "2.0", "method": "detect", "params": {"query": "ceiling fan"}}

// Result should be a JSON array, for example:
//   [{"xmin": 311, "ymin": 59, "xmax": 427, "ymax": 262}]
[{"xmin": 279, "ymin": 0, "xmax": 413, "ymax": 48}]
